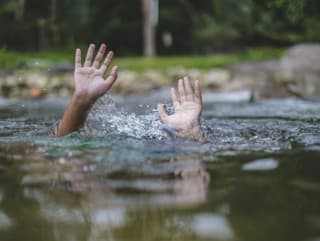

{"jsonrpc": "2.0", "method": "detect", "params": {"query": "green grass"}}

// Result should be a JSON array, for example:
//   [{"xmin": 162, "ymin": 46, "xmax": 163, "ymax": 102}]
[
  {"xmin": 0, "ymin": 47, "xmax": 285, "ymax": 72},
  {"xmin": 0, "ymin": 49, "xmax": 72, "ymax": 70}
]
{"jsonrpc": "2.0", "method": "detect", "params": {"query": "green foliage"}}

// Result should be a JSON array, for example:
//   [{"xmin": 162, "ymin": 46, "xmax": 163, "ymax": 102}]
[
  {"xmin": 268, "ymin": 0, "xmax": 304, "ymax": 22},
  {"xmin": 304, "ymin": 18, "xmax": 320, "ymax": 41},
  {"xmin": 0, "ymin": 48, "xmax": 71, "ymax": 70},
  {"xmin": 114, "ymin": 48, "xmax": 284, "ymax": 71},
  {"xmin": 0, "ymin": 0, "xmax": 319, "ymax": 55},
  {"xmin": 193, "ymin": 15, "xmax": 240, "ymax": 50}
]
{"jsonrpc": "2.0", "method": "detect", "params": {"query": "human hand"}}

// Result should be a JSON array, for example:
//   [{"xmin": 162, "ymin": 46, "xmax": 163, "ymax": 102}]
[
  {"xmin": 74, "ymin": 43, "xmax": 118, "ymax": 104},
  {"xmin": 157, "ymin": 76, "xmax": 206, "ymax": 142}
]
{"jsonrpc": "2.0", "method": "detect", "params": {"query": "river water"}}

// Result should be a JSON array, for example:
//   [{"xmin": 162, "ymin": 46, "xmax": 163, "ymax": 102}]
[{"xmin": 0, "ymin": 90, "xmax": 320, "ymax": 241}]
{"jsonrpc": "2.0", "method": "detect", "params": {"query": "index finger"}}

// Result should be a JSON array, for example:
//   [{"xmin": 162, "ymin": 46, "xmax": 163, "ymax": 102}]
[
  {"xmin": 99, "ymin": 51, "xmax": 114, "ymax": 75},
  {"xmin": 84, "ymin": 44, "xmax": 95, "ymax": 67},
  {"xmin": 183, "ymin": 76, "xmax": 194, "ymax": 101},
  {"xmin": 75, "ymin": 48, "xmax": 81, "ymax": 69},
  {"xmin": 194, "ymin": 79, "xmax": 202, "ymax": 105}
]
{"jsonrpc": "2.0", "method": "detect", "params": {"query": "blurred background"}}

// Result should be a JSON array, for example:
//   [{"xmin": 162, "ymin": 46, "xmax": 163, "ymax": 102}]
[
  {"xmin": 1, "ymin": 0, "xmax": 320, "ymax": 54},
  {"xmin": 0, "ymin": 0, "xmax": 320, "ymax": 99}
]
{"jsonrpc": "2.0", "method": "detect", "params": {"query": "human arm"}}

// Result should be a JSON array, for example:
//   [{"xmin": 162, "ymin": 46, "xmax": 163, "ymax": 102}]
[
  {"xmin": 55, "ymin": 43, "xmax": 118, "ymax": 136},
  {"xmin": 157, "ymin": 76, "xmax": 207, "ymax": 142}
]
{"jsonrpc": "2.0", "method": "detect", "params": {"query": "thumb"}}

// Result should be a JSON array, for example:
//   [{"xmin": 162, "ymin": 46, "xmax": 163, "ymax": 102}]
[{"xmin": 157, "ymin": 104, "xmax": 168, "ymax": 123}]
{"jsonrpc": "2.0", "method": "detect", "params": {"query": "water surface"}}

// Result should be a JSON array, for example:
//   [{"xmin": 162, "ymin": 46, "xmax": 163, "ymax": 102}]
[{"xmin": 0, "ymin": 92, "xmax": 320, "ymax": 241}]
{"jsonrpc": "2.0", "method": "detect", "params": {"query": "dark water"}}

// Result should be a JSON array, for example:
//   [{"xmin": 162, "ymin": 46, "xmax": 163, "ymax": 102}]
[{"xmin": 0, "ymin": 91, "xmax": 320, "ymax": 241}]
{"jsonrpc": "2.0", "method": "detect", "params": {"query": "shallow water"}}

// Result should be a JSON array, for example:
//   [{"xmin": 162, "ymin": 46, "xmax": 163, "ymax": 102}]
[{"xmin": 0, "ymin": 91, "xmax": 320, "ymax": 241}]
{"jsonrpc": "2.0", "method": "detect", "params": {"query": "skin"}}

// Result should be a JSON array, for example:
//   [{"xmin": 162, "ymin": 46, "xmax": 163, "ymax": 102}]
[
  {"xmin": 55, "ymin": 43, "xmax": 118, "ymax": 136},
  {"xmin": 158, "ymin": 77, "xmax": 206, "ymax": 142},
  {"xmin": 55, "ymin": 44, "xmax": 206, "ymax": 142}
]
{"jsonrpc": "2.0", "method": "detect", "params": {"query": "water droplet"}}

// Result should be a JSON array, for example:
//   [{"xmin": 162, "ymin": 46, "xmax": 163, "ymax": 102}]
[{"xmin": 84, "ymin": 95, "xmax": 167, "ymax": 139}]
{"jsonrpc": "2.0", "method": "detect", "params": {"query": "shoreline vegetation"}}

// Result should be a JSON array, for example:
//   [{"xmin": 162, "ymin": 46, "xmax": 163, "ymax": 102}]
[
  {"xmin": 1, "ymin": 44, "xmax": 320, "ymax": 100},
  {"xmin": 0, "ymin": 47, "xmax": 285, "ymax": 99},
  {"xmin": 0, "ymin": 47, "xmax": 284, "ymax": 71}
]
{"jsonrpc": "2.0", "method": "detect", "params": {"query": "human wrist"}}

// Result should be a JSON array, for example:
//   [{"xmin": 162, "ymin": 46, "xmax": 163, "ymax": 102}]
[
  {"xmin": 174, "ymin": 121, "xmax": 206, "ymax": 142},
  {"xmin": 72, "ymin": 92, "xmax": 95, "ymax": 110}
]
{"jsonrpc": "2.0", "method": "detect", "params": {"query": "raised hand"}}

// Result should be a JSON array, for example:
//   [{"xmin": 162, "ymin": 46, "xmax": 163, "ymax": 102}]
[
  {"xmin": 74, "ymin": 43, "xmax": 118, "ymax": 104},
  {"xmin": 157, "ymin": 76, "xmax": 206, "ymax": 142},
  {"xmin": 55, "ymin": 43, "xmax": 118, "ymax": 137}
]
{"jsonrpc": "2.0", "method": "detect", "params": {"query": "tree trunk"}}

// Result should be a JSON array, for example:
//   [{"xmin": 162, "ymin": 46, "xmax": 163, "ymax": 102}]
[
  {"xmin": 50, "ymin": 0, "xmax": 60, "ymax": 47},
  {"xmin": 141, "ymin": 0, "xmax": 156, "ymax": 57},
  {"xmin": 16, "ymin": 0, "xmax": 25, "ymax": 21},
  {"xmin": 50, "ymin": 0, "xmax": 56, "ymax": 24}
]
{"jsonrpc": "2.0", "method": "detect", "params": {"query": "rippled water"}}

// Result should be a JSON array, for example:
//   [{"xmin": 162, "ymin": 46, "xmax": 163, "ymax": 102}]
[{"xmin": 0, "ymin": 91, "xmax": 320, "ymax": 241}]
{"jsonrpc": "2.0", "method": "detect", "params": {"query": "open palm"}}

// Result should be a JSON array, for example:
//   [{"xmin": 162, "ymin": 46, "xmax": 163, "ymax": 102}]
[
  {"xmin": 158, "ymin": 77, "xmax": 202, "ymax": 131},
  {"xmin": 74, "ymin": 44, "xmax": 118, "ymax": 103}
]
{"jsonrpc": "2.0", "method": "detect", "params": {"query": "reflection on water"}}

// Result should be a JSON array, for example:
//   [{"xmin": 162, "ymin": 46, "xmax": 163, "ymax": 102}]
[{"xmin": 0, "ymin": 93, "xmax": 320, "ymax": 241}]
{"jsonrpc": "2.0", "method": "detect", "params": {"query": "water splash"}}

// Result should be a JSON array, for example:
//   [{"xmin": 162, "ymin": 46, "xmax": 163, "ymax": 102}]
[{"xmin": 83, "ymin": 95, "xmax": 168, "ymax": 139}]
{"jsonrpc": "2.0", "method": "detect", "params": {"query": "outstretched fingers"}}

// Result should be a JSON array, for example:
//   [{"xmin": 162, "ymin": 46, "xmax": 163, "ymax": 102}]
[
  {"xmin": 170, "ymin": 87, "xmax": 180, "ymax": 108},
  {"xmin": 75, "ymin": 48, "xmax": 82, "ymax": 69},
  {"xmin": 104, "ymin": 65, "xmax": 118, "ymax": 88},
  {"xmin": 100, "ymin": 51, "xmax": 114, "ymax": 75},
  {"xmin": 178, "ymin": 78, "xmax": 186, "ymax": 102},
  {"xmin": 93, "ymin": 44, "xmax": 106, "ymax": 68},
  {"xmin": 95, "ymin": 66, "xmax": 117, "ymax": 96},
  {"xmin": 194, "ymin": 79, "xmax": 202, "ymax": 105},
  {"xmin": 84, "ymin": 44, "xmax": 95, "ymax": 67},
  {"xmin": 157, "ymin": 104, "xmax": 169, "ymax": 124},
  {"xmin": 183, "ymin": 76, "xmax": 194, "ymax": 101}
]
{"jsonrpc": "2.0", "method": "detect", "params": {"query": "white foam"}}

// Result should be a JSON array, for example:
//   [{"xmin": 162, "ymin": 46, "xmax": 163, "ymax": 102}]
[
  {"xmin": 242, "ymin": 158, "xmax": 278, "ymax": 171},
  {"xmin": 191, "ymin": 214, "xmax": 234, "ymax": 240}
]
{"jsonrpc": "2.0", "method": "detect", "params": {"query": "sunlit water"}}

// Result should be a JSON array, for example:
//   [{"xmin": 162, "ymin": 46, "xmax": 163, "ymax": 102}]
[{"xmin": 0, "ymin": 90, "xmax": 320, "ymax": 241}]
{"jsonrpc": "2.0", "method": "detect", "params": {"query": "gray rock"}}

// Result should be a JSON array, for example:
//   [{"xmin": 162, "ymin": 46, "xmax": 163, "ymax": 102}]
[
  {"xmin": 279, "ymin": 44, "xmax": 320, "ymax": 97},
  {"xmin": 47, "ymin": 63, "xmax": 74, "ymax": 75},
  {"xmin": 228, "ymin": 43, "xmax": 320, "ymax": 99},
  {"xmin": 281, "ymin": 44, "xmax": 320, "ymax": 74}
]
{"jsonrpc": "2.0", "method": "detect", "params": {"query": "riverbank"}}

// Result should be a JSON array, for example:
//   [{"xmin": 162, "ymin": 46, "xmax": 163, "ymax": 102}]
[
  {"xmin": 0, "ymin": 47, "xmax": 284, "ymax": 71},
  {"xmin": 1, "ymin": 45, "xmax": 320, "ymax": 100}
]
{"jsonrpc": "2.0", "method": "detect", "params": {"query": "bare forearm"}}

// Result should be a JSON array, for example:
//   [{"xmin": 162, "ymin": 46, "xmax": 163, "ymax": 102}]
[{"xmin": 55, "ymin": 94, "xmax": 92, "ymax": 136}]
